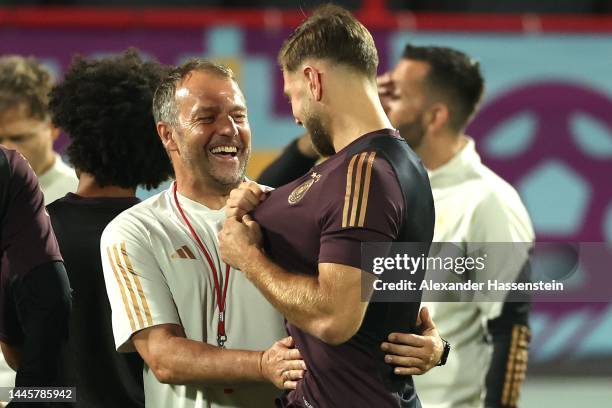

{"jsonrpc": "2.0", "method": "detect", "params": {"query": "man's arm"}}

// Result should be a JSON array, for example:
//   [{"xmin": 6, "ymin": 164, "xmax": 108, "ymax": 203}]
[
  {"xmin": 0, "ymin": 342, "xmax": 20, "ymax": 371},
  {"xmin": 219, "ymin": 222, "xmax": 371, "ymax": 345},
  {"xmin": 132, "ymin": 323, "xmax": 304, "ymax": 389}
]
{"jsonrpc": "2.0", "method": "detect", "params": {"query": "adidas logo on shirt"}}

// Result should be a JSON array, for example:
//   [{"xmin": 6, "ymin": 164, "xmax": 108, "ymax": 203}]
[{"xmin": 170, "ymin": 245, "xmax": 197, "ymax": 260}]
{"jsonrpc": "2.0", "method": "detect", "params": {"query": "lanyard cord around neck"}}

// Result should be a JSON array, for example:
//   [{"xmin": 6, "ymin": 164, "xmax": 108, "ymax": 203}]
[{"xmin": 172, "ymin": 182, "xmax": 230, "ymax": 348}]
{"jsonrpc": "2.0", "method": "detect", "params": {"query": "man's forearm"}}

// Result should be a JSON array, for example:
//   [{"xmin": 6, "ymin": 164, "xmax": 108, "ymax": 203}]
[
  {"xmin": 150, "ymin": 335, "xmax": 264, "ymax": 385},
  {"xmin": 240, "ymin": 247, "xmax": 335, "ymax": 338}
]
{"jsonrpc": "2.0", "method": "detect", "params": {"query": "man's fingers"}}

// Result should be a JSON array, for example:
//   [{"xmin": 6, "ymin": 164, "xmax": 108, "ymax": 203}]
[
  {"xmin": 418, "ymin": 306, "xmax": 436, "ymax": 332},
  {"xmin": 284, "ymin": 359, "xmax": 307, "ymax": 371},
  {"xmin": 283, "ymin": 380, "xmax": 299, "ymax": 390},
  {"xmin": 226, "ymin": 207, "xmax": 247, "ymax": 219},
  {"xmin": 381, "ymin": 342, "xmax": 428, "ymax": 361},
  {"xmin": 284, "ymin": 348, "xmax": 302, "ymax": 361},
  {"xmin": 284, "ymin": 369, "xmax": 304, "ymax": 381},
  {"xmin": 384, "ymin": 355, "xmax": 423, "ymax": 368},
  {"xmin": 387, "ymin": 332, "xmax": 426, "ymax": 347},
  {"xmin": 277, "ymin": 336, "xmax": 294, "ymax": 348},
  {"xmin": 393, "ymin": 366, "xmax": 424, "ymax": 376}
]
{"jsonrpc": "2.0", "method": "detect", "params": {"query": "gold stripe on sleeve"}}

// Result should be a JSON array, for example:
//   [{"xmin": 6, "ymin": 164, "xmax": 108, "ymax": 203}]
[
  {"xmin": 502, "ymin": 325, "xmax": 520, "ymax": 406},
  {"xmin": 121, "ymin": 242, "xmax": 153, "ymax": 327},
  {"xmin": 342, "ymin": 154, "xmax": 359, "ymax": 228},
  {"xmin": 106, "ymin": 246, "xmax": 136, "ymax": 332},
  {"xmin": 112, "ymin": 244, "xmax": 145, "ymax": 329},
  {"xmin": 357, "ymin": 152, "xmax": 377, "ymax": 227},
  {"xmin": 349, "ymin": 153, "xmax": 368, "ymax": 227},
  {"xmin": 182, "ymin": 246, "xmax": 196, "ymax": 260},
  {"xmin": 510, "ymin": 325, "xmax": 530, "ymax": 407}
]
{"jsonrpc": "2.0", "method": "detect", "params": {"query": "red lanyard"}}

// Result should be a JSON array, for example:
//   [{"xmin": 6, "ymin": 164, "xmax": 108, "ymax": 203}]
[{"xmin": 172, "ymin": 182, "xmax": 230, "ymax": 348}]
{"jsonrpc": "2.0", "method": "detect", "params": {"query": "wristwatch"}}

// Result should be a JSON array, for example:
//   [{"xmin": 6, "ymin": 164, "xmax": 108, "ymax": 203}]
[{"xmin": 437, "ymin": 338, "xmax": 451, "ymax": 366}]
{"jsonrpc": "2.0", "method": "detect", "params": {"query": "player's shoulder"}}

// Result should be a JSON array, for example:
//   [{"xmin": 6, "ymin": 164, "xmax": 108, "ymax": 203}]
[{"xmin": 102, "ymin": 189, "xmax": 170, "ymax": 242}]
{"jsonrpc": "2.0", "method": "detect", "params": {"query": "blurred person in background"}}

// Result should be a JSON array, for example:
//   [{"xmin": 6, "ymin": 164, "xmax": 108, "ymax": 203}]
[
  {"xmin": 47, "ymin": 49, "xmax": 174, "ymax": 408},
  {"xmin": 0, "ymin": 55, "xmax": 78, "ymax": 205},
  {"xmin": 258, "ymin": 43, "xmax": 534, "ymax": 408}
]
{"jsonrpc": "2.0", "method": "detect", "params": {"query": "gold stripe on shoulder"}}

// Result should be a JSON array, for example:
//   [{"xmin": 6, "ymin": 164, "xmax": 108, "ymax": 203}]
[
  {"xmin": 121, "ymin": 242, "xmax": 153, "ymax": 327},
  {"xmin": 106, "ymin": 246, "xmax": 136, "ymax": 332},
  {"xmin": 113, "ymin": 244, "xmax": 145, "ymax": 329},
  {"xmin": 342, "ymin": 154, "xmax": 360, "ymax": 228},
  {"xmin": 357, "ymin": 152, "xmax": 377, "ymax": 227},
  {"xmin": 349, "ymin": 152, "xmax": 368, "ymax": 227}
]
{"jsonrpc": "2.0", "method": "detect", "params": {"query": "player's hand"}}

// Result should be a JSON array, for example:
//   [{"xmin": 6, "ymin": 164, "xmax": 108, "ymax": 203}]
[
  {"xmin": 260, "ymin": 336, "xmax": 306, "ymax": 390},
  {"xmin": 377, "ymin": 71, "xmax": 394, "ymax": 115},
  {"xmin": 219, "ymin": 214, "xmax": 263, "ymax": 271},
  {"xmin": 381, "ymin": 307, "xmax": 444, "ymax": 375},
  {"xmin": 226, "ymin": 180, "xmax": 270, "ymax": 219}
]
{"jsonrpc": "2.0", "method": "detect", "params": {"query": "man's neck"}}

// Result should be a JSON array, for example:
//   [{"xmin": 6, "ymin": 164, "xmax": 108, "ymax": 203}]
[
  {"xmin": 416, "ymin": 133, "xmax": 468, "ymax": 171},
  {"xmin": 76, "ymin": 172, "xmax": 136, "ymax": 198},
  {"xmin": 35, "ymin": 152, "xmax": 57, "ymax": 177},
  {"xmin": 175, "ymin": 177, "xmax": 232, "ymax": 210},
  {"xmin": 329, "ymin": 81, "xmax": 392, "ymax": 153}
]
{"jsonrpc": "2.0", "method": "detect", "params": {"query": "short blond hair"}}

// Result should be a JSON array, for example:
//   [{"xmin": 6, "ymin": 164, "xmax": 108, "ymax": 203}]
[{"xmin": 0, "ymin": 55, "xmax": 53, "ymax": 119}]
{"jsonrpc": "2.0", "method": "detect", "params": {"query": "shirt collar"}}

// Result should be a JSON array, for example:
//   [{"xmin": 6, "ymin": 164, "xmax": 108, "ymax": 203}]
[{"xmin": 427, "ymin": 136, "xmax": 481, "ymax": 182}]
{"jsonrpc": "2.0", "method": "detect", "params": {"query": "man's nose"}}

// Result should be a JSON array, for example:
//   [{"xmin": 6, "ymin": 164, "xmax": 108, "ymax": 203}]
[{"xmin": 216, "ymin": 115, "xmax": 239, "ymax": 137}]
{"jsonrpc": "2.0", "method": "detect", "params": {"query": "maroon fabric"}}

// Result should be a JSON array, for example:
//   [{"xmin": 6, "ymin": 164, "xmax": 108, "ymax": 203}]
[
  {"xmin": 0, "ymin": 146, "xmax": 62, "ymax": 343},
  {"xmin": 253, "ymin": 130, "xmax": 411, "ymax": 408}
]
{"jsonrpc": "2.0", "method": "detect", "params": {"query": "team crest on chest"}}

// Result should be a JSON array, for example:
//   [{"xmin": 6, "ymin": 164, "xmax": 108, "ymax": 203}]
[{"xmin": 288, "ymin": 172, "xmax": 321, "ymax": 205}]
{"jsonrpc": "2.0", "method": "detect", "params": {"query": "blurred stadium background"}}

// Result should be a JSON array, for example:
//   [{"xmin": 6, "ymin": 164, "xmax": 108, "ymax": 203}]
[{"xmin": 1, "ymin": 0, "xmax": 610, "ymax": 406}]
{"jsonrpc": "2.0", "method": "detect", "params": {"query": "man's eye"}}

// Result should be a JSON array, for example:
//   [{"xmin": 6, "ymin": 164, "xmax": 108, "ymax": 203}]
[
  {"xmin": 8, "ymin": 136, "xmax": 27, "ymax": 143},
  {"xmin": 233, "ymin": 114, "xmax": 247, "ymax": 121}
]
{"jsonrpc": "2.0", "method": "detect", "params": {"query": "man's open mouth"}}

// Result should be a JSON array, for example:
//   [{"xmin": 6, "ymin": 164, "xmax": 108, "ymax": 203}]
[{"xmin": 209, "ymin": 145, "xmax": 238, "ymax": 158}]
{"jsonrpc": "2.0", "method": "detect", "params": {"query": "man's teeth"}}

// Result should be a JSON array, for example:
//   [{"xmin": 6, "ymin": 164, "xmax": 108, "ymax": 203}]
[{"xmin": 210, "ymin": 146, "xmax": 238, "ymax": 154}]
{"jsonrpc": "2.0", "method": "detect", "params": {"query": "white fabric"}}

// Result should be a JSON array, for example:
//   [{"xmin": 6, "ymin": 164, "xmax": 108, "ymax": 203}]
[
  {"xmin": 38, "ymin": 153, "xmax": 78, "ymax": 205},
  {"xmin": 414, "ymin": 137, "xmax": 534, "ymax": 408},
  {"xmin": 101, "ymin": 184, "xmax": 286, "ymax": 408}
]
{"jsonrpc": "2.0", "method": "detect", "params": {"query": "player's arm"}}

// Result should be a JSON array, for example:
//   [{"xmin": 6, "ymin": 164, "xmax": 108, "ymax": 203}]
[
  {"xmin": 0, "ymin": 149, "xmax": 71, "ymax": 387},
  {"xmin": 131, "ymin": 323, "xmax": 304, "ymax": 388},
  {"xmin": 220, "ymin": 226, "xmax": 371, "ymax": 345},
  {"xmin": 256, "ymin": 133, "xmax": 319, "ymax": 188}
]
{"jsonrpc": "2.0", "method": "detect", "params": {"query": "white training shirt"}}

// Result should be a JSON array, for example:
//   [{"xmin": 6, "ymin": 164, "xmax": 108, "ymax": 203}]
[
  {"xmin": 414, "ymin": 137, "xmax": 534, "ymax": 408},
  {"xmin": 38, "ymin": 153, "xmax": 78, "ymax": 205},
  {"xmin": 100, "ymin": 184, "xmax": 286, "ymax": 408}
]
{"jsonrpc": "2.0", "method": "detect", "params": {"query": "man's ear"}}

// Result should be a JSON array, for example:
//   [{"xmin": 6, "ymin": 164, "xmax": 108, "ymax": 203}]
[
  {"xmin": 49, "ymin": 123, "xmax": 61, "ymax": 142},
  {"xmin": 157, "ymin": 122, "xmax": 178, "ymax": 152},
  {"xmin": 426, "ymin": 103, "xmax": 450, "ymax": 133},
  {"xmin": 303, "ymin": 66, "xmax": 322, "ymax": 102}
]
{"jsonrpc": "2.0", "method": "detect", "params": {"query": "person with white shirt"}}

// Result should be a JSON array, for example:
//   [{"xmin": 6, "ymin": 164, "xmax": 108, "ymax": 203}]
[
  {"xmin": 379, "ymin": 45, "xmax": 534, "ymax": 408},
  {"xmin": 0, "ymin": 55, "xmax": 78, "ymax": 205}
]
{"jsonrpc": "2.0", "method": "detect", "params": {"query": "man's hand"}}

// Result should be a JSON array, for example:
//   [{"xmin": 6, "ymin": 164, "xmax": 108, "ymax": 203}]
[
  {"xmin": 260, "ymin": 336, "xmax": 306, "ymax": 390},
  {"xmin": 381, "ymin": 307, "xmax": 444, "ymax": 375},
  {"xmin": 219, "ymin": 214, "xmax": 263, "ymax": 271},
  {"xmin": 377, "ymin": 72, "xmax": 394, "ymax": 115},
  {"xmin": 226, "ymin": 180, "xmax": 269, "ymax": 219}
]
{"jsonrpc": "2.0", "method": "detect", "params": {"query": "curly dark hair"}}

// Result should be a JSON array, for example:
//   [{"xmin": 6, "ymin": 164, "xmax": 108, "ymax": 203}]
[{"xmin": 49, "ymin": 49, "xmax": 173, "ymax": 190}]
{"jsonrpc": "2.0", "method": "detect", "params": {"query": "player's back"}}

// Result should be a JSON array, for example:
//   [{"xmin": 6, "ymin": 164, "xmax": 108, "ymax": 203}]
[{"xmin": 47, "ymin": 193, "xmax": 145, "ymax": 408}]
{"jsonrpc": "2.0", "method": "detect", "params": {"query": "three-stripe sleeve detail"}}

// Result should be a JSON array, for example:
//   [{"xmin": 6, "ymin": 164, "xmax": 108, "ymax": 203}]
[{"xmin": 342, "ymin": 151, "xmax": 377, "ymax": 228}]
